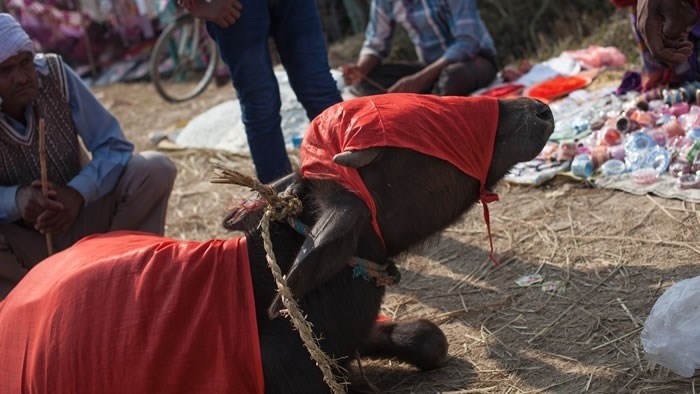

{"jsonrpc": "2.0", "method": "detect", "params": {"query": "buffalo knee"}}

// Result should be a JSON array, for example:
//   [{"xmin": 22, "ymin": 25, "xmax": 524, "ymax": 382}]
[{"xmin": 362, "ymin": 319, "xmax": 448, "ymax": 371}]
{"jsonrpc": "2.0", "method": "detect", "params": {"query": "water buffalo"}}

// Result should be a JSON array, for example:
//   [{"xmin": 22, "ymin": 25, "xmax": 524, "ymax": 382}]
[{"xmin": 0, "ymin": 95, "xmax": 554, "ymax": 393}]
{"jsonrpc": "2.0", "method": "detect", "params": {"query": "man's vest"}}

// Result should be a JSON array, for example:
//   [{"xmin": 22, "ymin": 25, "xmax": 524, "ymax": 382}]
[{"xmin": 0, "ymin": 54, "xmax": 82, "ymax": 187}]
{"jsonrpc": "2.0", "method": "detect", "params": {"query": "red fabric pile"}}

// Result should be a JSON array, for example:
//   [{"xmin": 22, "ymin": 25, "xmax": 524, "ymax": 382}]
[
  {"xmin": 300, "ymin": 93, "xmax": 500, "ymax": 250},
  {"xmin": 480, "ymin": 83, "xmax": 525, "ymax": 98},
  {"xmin": 0, "ymin": 231, "xmax": 264, "ymax": 394},
  {"xmin": 527, "ymin": 75, "xmax": 590, "ymax": 102}
]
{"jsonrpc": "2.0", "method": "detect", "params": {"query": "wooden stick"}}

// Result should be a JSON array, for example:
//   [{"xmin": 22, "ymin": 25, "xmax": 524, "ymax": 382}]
[
  {"xmin": 38, "ymin": 118, "xmax": 54, "ymax": 256},
  {"xmin": 590, "ymin": 327, "xmax": 643, "ymax": 351},
  {"xmin": 360, "ymin": 74, "xmax": 388, "ymax": 93},
  {"xmin": 617, "ymin": 297, "xmax": 642, "ymax": 328},
  {"xmin": 340, "ymin": 67, "xmax": 389, "ymax": 93}
]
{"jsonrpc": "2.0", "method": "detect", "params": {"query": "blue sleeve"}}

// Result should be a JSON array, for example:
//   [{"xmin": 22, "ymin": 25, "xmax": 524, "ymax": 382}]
[
  {"xmin": 63, "ymin": 63, "xmax": 134, "ymax": 205},
  {"xmin": 443, "ymin": 0, "xmax": 493, "ymax": 62},
  {"xmin": 359, "ymin": 0, "xmax": 396, "ymax": 60},
  {"xmin": 0, "ymin": 186, "xmax": 20, "ymax": 224}
]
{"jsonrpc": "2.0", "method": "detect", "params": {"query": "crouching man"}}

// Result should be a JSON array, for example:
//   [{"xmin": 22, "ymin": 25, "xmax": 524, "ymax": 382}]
[{"xmin": 0, "ymin": 13, "xmax": 177, "ymax": 298}]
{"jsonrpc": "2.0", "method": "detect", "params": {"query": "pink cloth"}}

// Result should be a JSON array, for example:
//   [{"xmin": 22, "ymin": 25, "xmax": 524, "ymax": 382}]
[{"xmin": 562, "ymin": 45, "xmax": 627, "ymax": 69}]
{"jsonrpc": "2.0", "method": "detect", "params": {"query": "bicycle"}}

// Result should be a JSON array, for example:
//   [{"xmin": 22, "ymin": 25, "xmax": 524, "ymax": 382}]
[{"xmin": 150, "ymin": 2, "xmax": 220, "ymax": 103}]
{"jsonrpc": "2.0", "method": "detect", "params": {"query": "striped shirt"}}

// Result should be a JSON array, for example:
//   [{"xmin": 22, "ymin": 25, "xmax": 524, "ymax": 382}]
[{"xmin": 360, "ymin": 0, "xmax": 496, "ymax": 64}]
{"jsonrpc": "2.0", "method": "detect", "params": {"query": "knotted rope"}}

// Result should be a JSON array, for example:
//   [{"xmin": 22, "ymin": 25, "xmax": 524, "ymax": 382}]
[{"xmin": 211, "ymin": 165, "xmax": 347, "ymax": 393}]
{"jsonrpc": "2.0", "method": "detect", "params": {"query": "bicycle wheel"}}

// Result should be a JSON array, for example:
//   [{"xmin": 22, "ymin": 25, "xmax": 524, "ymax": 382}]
[{"xmin": 151, "ymin": 14, "xmax": 219, "ymax": 103}]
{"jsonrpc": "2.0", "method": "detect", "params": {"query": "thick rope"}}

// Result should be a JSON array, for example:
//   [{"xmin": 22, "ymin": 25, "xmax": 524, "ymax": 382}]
[
  {"xmin": 212, "ymin": 165, "xmax": 347, "ymax": 393},
  {"xmin": 260, "ymin": 213, "xmax": 347, "ymax": 393}
]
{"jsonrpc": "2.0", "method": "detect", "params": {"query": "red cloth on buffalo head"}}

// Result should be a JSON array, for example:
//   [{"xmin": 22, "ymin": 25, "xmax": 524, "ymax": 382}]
[{"xmin": 300, "ymin": 93, "xmax": 500, "ymax": 262}]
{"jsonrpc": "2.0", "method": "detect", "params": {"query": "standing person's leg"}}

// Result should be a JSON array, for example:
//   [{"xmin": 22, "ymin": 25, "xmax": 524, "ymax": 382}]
[
  {"xmin": 269, "ymin": 0, "xmax": 342, "ymax": 119},
  {"xmin": 350, "ymin": 62, "xmax": 426, "ymax": 97},
  {"xmin": 207, "ymin": 1, "xmax": 291, "ymax": 183}
]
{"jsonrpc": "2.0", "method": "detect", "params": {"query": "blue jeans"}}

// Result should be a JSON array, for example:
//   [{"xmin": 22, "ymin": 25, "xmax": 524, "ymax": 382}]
[{"xmin": 207, "ymin": 0, "xmax": 342, "ymax": 183}]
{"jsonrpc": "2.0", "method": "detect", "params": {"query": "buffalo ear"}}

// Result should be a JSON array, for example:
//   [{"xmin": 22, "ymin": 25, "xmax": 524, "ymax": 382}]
[
  {"xmin": 268, "ymin": 189, "xmax": 370, "ymax": 318},
  {"xmin": 223, "ymin": 173, "xmax": 306, "ymax": 232},
  {"xmin": 332, "ymin": 148, "xmax": 383, "ymax": 168}
]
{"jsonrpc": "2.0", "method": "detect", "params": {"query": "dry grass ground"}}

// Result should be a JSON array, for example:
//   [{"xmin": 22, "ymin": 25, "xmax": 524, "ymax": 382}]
[{"xmin": 97, "ymin": 80, "xmax": 700, "ymax": 393}]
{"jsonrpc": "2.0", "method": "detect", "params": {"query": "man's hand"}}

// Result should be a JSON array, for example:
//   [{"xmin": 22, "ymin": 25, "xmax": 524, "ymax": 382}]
[
  {"xmin": 33, "ymin": 182, "xmax": 84, "ymax": 235},
  {"xmin": 637, "ymin": 0, "xmax": 697, "ymax": 64},
  {"xmin": 388, "ymin": 73, "xmax": 430, "ymax": 94},
  {"xmin": 341, "ymin": 64, "xmax": 364, "ymax": 86},
  {"xmin": 15, "ymin": 183, "xmax": 62, "ymax": 225},
  {"xmin": 190, "ymin": 0, "xmax": 242, "ymax": 28}
]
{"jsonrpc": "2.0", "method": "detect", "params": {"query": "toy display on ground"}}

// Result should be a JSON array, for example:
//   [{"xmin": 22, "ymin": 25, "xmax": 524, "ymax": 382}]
[
  {"xmin": 504, "ymin": 77, "xmax": 700, "ymax": 203},
  {"xmin": 161, "ymin": 42, "xmax": 700, "ymax": 204},
  {"xmin": 479, "ymin": 46, "xmax": 700, "ymax": 204}
]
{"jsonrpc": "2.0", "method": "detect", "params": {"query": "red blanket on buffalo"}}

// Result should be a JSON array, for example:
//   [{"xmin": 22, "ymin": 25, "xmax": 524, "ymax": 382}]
[
  {"xmin": 300, "ymin": 93, "xmax": 499, "ymax": 251},
  {"xmin": 0, "ymin": 231, "xmax": 264, "ymax": 394}
]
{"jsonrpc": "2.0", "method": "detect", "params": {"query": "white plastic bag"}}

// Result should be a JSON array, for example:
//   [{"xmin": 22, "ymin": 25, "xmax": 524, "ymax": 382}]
[{"xmin": 641, "ymin": 275, "xmax": 700, "ymax": 378}]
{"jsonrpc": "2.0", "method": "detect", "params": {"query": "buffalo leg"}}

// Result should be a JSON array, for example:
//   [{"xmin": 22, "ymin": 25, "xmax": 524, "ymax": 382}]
[{"xmin": 359, "ymin": 319, "xmax": 448, "ymax": 371}]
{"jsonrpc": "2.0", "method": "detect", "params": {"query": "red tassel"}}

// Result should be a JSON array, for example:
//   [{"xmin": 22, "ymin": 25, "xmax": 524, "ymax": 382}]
[{"xmin": 480, "ymin": 192, "xmax": 500, "ymax": 267}]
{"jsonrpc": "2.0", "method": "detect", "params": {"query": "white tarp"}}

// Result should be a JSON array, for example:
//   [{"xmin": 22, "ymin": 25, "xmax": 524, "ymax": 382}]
[{"xmin": 174, "ymin": 69, "xmax": 346, "ymax": 155}]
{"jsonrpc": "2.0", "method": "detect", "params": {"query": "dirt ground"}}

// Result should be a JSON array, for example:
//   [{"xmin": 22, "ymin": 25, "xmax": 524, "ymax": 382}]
[{"xmin": 97, "ymin": 81, "xmax": 700, "ymax": 393}]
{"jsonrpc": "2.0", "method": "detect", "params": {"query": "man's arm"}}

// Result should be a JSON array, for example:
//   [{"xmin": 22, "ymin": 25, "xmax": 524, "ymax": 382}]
[
  {"xmin": 0, "ymin": 186, "xmax": 20, "ymax": 223},
  {"xmin": 441, "ymin": 0, "xmax": 491, "ymax": 63},
  {"xmin": 342, "ymin": 0, "xmax": 394, "ymax": 85},
  {"xmin": 62, "ymin": 63, "xmax": 134, "ymax": 206},
  {"xmin": 342, "ymin": 54, "xmax": 382, "ymax": 86},
  {"xmin": 180, "ymin": 0, "xmax": 241, "ymax": 28},
  {"xmin": 359, "ymin": 0, "xmax": 395, "ymax": 64},
  {"xmin": 636, "ymin": 0, "xmax": 697, "ymax": 64},
  {"xmin": 0, "ymin": 184, "xmax": 63, "ymax": 226},
  {"xmin": 387, "ymin": 58, "xmax": 451, "ymax": 93}
]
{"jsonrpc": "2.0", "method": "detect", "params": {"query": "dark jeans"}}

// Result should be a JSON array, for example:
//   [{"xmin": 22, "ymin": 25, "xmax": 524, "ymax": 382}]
[
  {"xmin": 351, "ymin": 55, "xmax": 498, "ymax": 97},
  {"xmin": 207, "ymin": 0, "xmax": 342, "ymax": 183}
]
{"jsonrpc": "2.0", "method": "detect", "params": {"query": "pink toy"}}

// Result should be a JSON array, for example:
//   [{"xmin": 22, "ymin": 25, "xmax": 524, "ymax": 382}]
[
  {"xmin": 609, "ymin": 145, "xmax": 625, "ymax": 161},
  {"xmin": 630, "ymin": 110, "xmax": 655, "ymax": 127},
  {"xmin": 556, "ymin": 142, "xmax": 577, "ymax": 161},
  {"xmin": 648, "ymin": 129, "xmax": 668, "ymax": 147},
  {"xmin": 671, "ymin": 102, "xmax": 690, "ymax": 117},
  {"xmin": 662, "ymin": 120, "xmax": 686, "ymax": 139},
  {"xmin": 591, "ymin": 146, "xmax": 609, "ymax": 168}
]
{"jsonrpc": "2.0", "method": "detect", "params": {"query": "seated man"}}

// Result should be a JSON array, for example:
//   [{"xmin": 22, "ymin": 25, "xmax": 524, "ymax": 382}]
[
  {"xmin": 342, "ymin": 0, "xmax": 498, "ymax": 97},
  {"xmin": 0, "ymin": 13, "xmax": 177, "ymax": 298}
]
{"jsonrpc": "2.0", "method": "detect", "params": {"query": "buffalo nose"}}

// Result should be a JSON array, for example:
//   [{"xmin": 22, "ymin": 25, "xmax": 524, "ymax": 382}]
[{"xmin": 534, "ymin": 100, "xmax": 553, "ymax": 123}]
